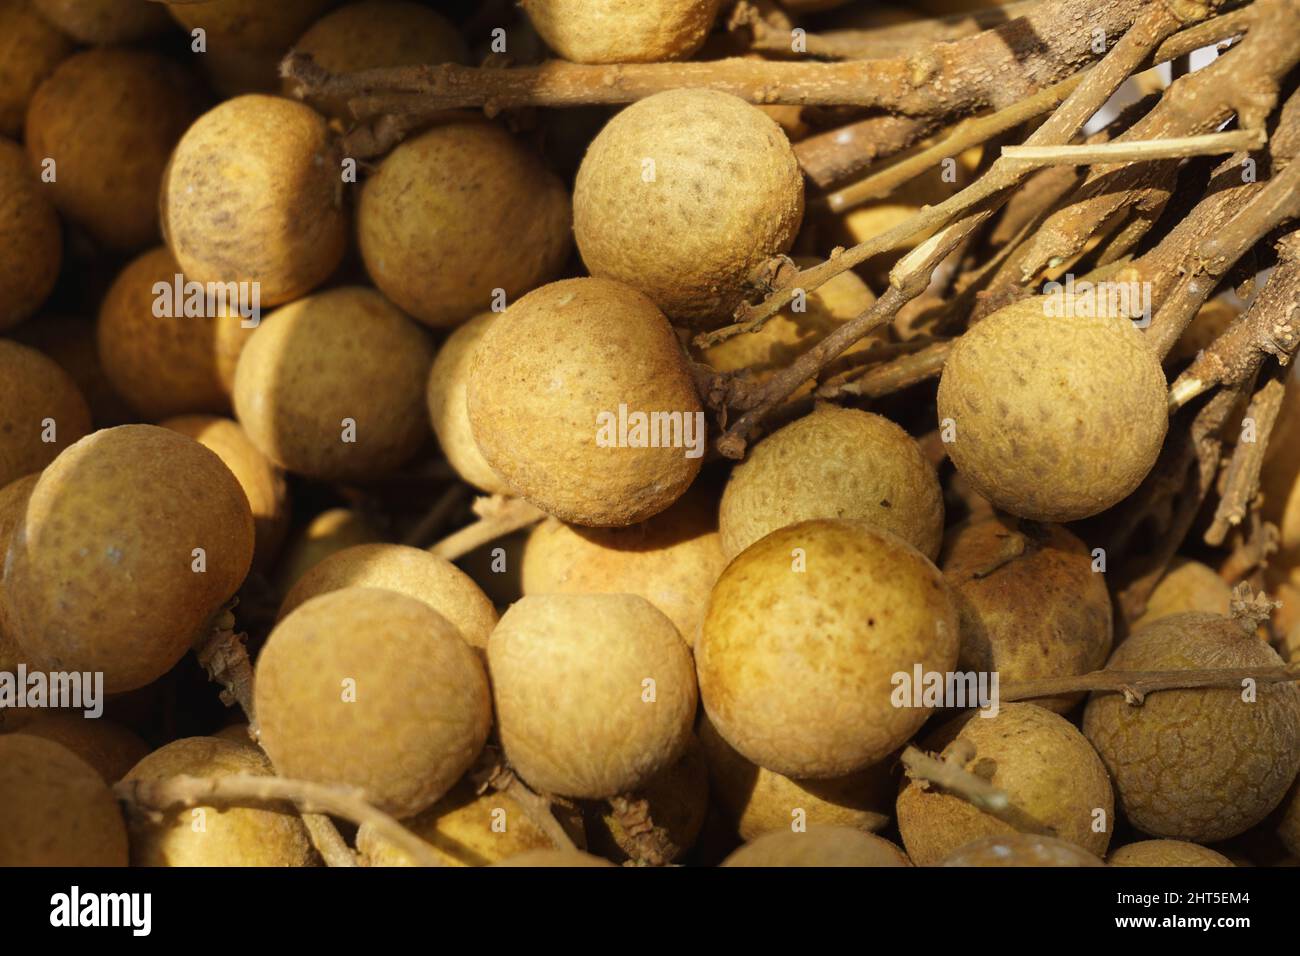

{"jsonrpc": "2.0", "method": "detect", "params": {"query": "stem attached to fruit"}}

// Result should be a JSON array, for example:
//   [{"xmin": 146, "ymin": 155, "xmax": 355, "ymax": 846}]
[
  {"xmin": 901, "ymin": 742, "xmax": 1058, "ymax": 837},
  {"xmin": 1000, "ymin": 662, "xmax": 1300, "ymax": 705},
  {"xmin": 429, "ymin": 495, "xmax": 546, "ymax": 561}
]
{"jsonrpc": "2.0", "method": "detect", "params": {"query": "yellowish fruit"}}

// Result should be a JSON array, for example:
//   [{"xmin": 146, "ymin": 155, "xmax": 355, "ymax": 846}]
[
  {"xmin": 941, "ymin": 833, "xmax": 1105, "ymax": 867},
  {"xmin": 0, "ymin": 339, "xmax": 90, "ymax": 488},
  {"xmin": 721, "ymin": 826, "xmax": 911, "ymax": 867},
  {"xmin": 0, "ymin": 0, "xmax": 71, "ymax": 138},
  {"xmin": 1108, "ymin": 840, "xmax": 1234, "ymax": 867},
  {"xmin": 588, "ymin": 736, "xmax": 709, "ymax": 863},
  {"xmin": 0, "ymin": 473, "xmax": 38, "ymax": 680},
  {"xmin": 10, "ymin": 315, "xmax": 134, "ymax": 427},
  {"xmin": 0, "ymin": 136, "xmax": 61, "ymax": 330},
  {"xmin": 1279, "ymin": 779, "xmax": 1300, "ymax": 857},
  {"xmin": 17, "ymin": 713, "xmax": 149, "ymax": 783},
  {"xmin": 1260, "ymin": 380, "xmax": 1300, "ymax": 582},
  {"xmin": 1131, "ymin": 558, "xmax": 1233, "ymax": 631},
  {"xmin": 425, "ymin": 312, "xmax": 510, "ymax": 494},
  {"xmin": 166, "ymin": 0, "xmax": 337, "ymax": 50},
  {"xmin": 273, "ymin": 506, "xmax": 382, "ymax": 597},
  {"xmin": 492, "ymin": 849, "xmax": 615, "ymax": 867},
  {"xmin": 520, "ymin": 0, "xmax": 722, "ymax": 63},
  {"xmin": 33, "ymin": 0, "xmax": 170, "ymax": 43}
]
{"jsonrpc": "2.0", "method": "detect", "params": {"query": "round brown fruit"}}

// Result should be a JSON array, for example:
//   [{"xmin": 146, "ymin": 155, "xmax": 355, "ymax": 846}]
[
  {"xmin": 0, "ymin": 137, "xmax": 61, "ymax": 330},
  {"xmin": 273, "ymin": 506, "xmax": 382, "ymax": 598},
  {"xmin": 491, "ymin": 849, "xmax": 615, "ymax": 867},
  {"xmin": 1279, "ymin": 779, "xmax": 1300, "ymax": 857},
  {"xmin": 721, "ymin": 827, "xmax": 911, "ymax": 867},
  {"xmin": 33, "ymin": 0, "xmax": 170, "ymax": 44},
  {"xmin": 0, "ymin": 1, "xmax": 71, "ymax": 138},
  {"xmin": 1108, "ymin": 840, "xmax": 1234, "ymax": 867},
  {"xmin": 17, "ymin": 713, "xmax": 149, "ymax": 784},
  {"xmin": 1131, "ymin": 558, "xmax": 1233, "ymax": 631},
  {"xmin": 0, "ymin": 473, "xmax": 39, "ymax": 683},
  {"xmin": 166, "ymin": 0, "xmax": 336, "ymax": 51},
  {"xmin": 425, "ymin": 312, "xmax": 510, "ymax": 494},
  {"xmin": 0, "ymin": 339, "xmax": 90, "ymax": 489},
  {"xmin": 520, "ymin": 0, "xmax": 722, "ymax": 63},
  {"xmin": 941, "ymin": 833, "xmax": 1104, "ymax": 867}
]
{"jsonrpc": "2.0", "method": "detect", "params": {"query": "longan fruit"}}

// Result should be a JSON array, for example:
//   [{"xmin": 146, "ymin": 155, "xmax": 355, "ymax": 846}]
[
  {"xmin": 936, "ymin": 297, "xmax": 1168, "ymax": 521},
  {"xmin": 1260, "ymin": 381, "xmax": 1300, "ymax": 582},
  {"xmin": 1280, "ymin": 780, "xmax": 1300, "ymax": 857},
  {"xmin": 0, "ymin": 473, "xmax": 38, "ymax": 681},
  {"xmin": 161, "ymin": 95, "xmax": 346, "ymax": 307},
  {"xmin": 492, "ymin": 849, "xmax": 616, "ymax": 867},
  {"xmin": 166, "ymin": 0, "xmax": 338, "ymax": 49},
  {"xmin": 122, "ymin": 737, "xmax": 317, "ymax": 867},
  {"xmin": 25, "ymin": 49, "xmax": 204, "ymax": 252},
  {"xmin": 574, "ymin": 89, "xmax": 804, "ymax": 327},
  {"xmin": 587, "ymin": 736, "xmax": 709, "ymax": 863},
  {"xmin": 0, "ymin": 1, "xmax": 71, "ymax": 138},
  {"xmin": 488, "ymin": 593, "xmax": 697, "ymax": 799},
  {"xmin": 0, "ymin": 734, "xmax": 128, "ymax": 866},
  {"xmin": 255, "ymin": 587, "xmax": 492, "ymax": 818},
  {"xmin": 358, "ymin": 121, "xmax": 571, "ymax": 328},
  {"xmin": 33, "ymin": 0, "xmax": 171, "ymax": 43},
  {"xmin": 1131, "ymin": 558, "xmax": 1232, "ymax": 631},
  {"xmin": 10, "ymin": 315, "xmax": 134, "ymax": 427},
  {"xmin": 0, "ymin": 340, "xmax": 91, "ymax": 490},
  {"xmin": 273, "ymin": 506, "xmax": 382, "ymax": 597},
  {"xmin": 897, "ymin": 704, "xmax": 1115, "ymax": 865},
  {"xmin": 4, "ymin": 425, "xmax": 255, "ymax": 693},
  {"xmin": 520, "ymin": 0, "xmax": 722, "ymax": 63},
  {"xmin": 0, "ymin": 137, "xmax": 61, "ymax": 330},
  {"xmin": 18, "ymin": 714, "xmax": 149, "ymax": 784},
  {"xmin": 941, "ymin": 834, "xmax": 1105, "ymax": 867},
  {"xmin": 940, "ymin": 515, "xmax": 1112, "ymax": 713},
  {"xmin": 521, "ymin": 489, "xmax": 726, "ymax": 646},
  {"xmin": 279, "ymin": 543, "xmax": 498, "ymax": 650},
  {"xmin": 720, "ymin": 406, "xmax": 944, "ymax": 561},
  {"xmin": 233, "ymin": 286, "xmax": 434, "ymax": 481},
  {"xmin": 700, "ymin": 519, "xmax": 958, "ymax": 777},
  {"xmin": 721, "ymin": 827, "xmax": 911, "ymax": 867},
  {"xmin": 468, "ymin": 278, "xmax": 703, "ymax": 527},
  {"xmin": 426, "ymin": 312, "xmax": 510, "ymax": 495},
  {"xmin": 1108, "ymin": 840, "xmax": 1234, "ymax": 867},
  {"xmin": 1083, "ymin": 611, "xmax": 1300, "ymax": 843},
  {"xmin": 161, "ymin": 415, "xmax": 289, "ymax": 572}
]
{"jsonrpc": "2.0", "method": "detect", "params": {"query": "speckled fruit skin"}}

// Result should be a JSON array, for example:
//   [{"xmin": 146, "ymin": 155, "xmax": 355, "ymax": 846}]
[
  {"xmin": 0, "ymin": 473, "xmax": 38, "ymax": 680},
  {"xmin": 426, "ymin": 313, "xmax": 510, "ymax": 494},
  {"xmin": 521, "ymin": 489, "xmax": 725, "ymax": 646},
  {"xmin": 98, "ymin": 247, "xmax": 256, "ymax": 420},
  {"xmin": 488, "ymin": 593, "xmax": 697, "ymax": 799},
  {"xmin": 520, "ymin": 0, "xmax": 722, "ymax": 63},
  {"xmin": 0, "ymin": 2, "xmax": 71, "ymax": 138},
  {"xmin": 1109, "ymin": 840, "xmax": 1234, "ymax": 867},
  {"xmin": 1131, "ymin": 558, "xmax": 1232, "ymax": 631},
  {"xmin": 161, "ymin": 95, "xmax": 346, "ymax": 307},
  {"xmin": 722, "ymin": 826, "xmax": 911, "ymax": 867},
  {"xmin": 574, "ymin": 89, "xmax": 804, "ymax": 327},
  {"xmin": 233, "ymin": 286, "xmax": 434, "ymax": 481},
  {"xmin": 273, "ymin": 507, "xmax": 381, "ymax": 597},
  {"xmin": 0, "ymin": 138, "xmax": 61, "ymax": 330},
  {"xmin": 589, "ymin": 736, "xmax": 709, "ymax": 863},
  {"xmin": 940, "ymin": 515, "xmax": 1112, "ymax": 713},
  {"xmin": 720, "ymin": 406, "xmax": 944, "ymax": 561},
  {"xmin": 941, "ymin": 833, "xmax": 1105, "ymax": 867},
  {"xmin": 1280, "ymin": 779, "xmax": 1300, "ymax": 857},
  {"xmin": 33, "ymin": 0, "xmax": 170, "ymax": 43},
  {"xmin": 698, "ymin": 519, "xmax": 959, "ymax": 778},
  {"xmin": 1083, "ymin": 611, "xmax": 1300, "ymax": 843},
  {"xmin": 492, "ymin": 849, "xmax": 615, "ymax": 867},
  {"xmin": 467, "ymin": 278, "xmax": 703, "ymax": 527},
  {"xmin": 897, "ymin": 704, "xmax": 1115, "ymax": 865},
  {"xmin": 0, "ymin": 340, "xmax": 90, "ymax": 489},
  {"xmin": 4, "ymin": 425, "xmax": 255, "ymax": 694},
  {"xmin": 358, "ymin": 121, "xmax": 571, "ymax": 328},
  {"xmin": 166, "ymin": 0, "xmax": 337, "ymax": 50},
  {"xmin": 278, "ymin": 543, "xmax": 498, "ymax": 650},
  {"xmin": 936, "ymin": 297, "xmax": 1168, "ymax": 521},
  {"xmin": 255, "ymin": 587, "xmax": 492, "ymax": 818},
  {"xmin": 0, "ymin": 734, "xmax": 128, "ymax": 866},
  {"xmin": 19, "ymin": 714, "xmax": 149, "ymax": 784},
  {"xmin": 122, "ymin": 737, "xmax": 317, "ymax": 867},
  {"xmin": 25, "ymin": 49, "xmax": 203, "ymax": 252}
]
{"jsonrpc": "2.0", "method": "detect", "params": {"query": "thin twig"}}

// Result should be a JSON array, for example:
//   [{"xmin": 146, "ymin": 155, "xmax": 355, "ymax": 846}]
[
  {"xmin": 1205, "ymin": 371, "xmax": 1288, "ymax": 545},
  {"xmin": 428, "ymin": 495, "xmax": 546, "ymax": 561},
  {"xmin": 901, "ymin": 742, "xmax": 1057, "ymax": 836},
  {"xmin": 1000, "ymin": 128, "xmax": 1264, "ymax": 165},
  {"xmin": 470, "ymin": 750, "xmax": 577, "ymax": 853},
  {"xmin": 1000, "ymin": 662, "xmax": 1299, "ymax": 705}
]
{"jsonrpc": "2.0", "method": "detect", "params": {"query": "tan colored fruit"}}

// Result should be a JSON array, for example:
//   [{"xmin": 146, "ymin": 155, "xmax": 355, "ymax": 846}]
[
  {"xmin": 213, "ymin": 723, "xmax": 252, "ymax": 744},
  {"xmin": 426, "ymin": 313, "xmax": 510, "ymax": 494},
  {"xmin": 492, "ymin": 849, "xmax": 616, "ymax": 867},
  {"xmin": 897, "ymin": 704, "xmax": 1115, "ymax": 865},
  {"xmin": 255, "ymin": 587, "xmax": 492, "ymax": 817},
  {"xmin": 699, "ymin": 714, "xmax": 894, "ymax": 841},
  {"xmin": 488, "ymin": 593, "xmax": 697, "ymax": 799},
  {"xmin": 1279, "ymin": 779, "xmax": 1300, "ymax": 857},
  {"xmin": 279, "ymin": 543, "xmax": 498, "ymax": 650},
  {"xmin": 274, "ymin": 506, "xmax": 383, "ymax": 597},
  {"xmin": 468, "ymin": 278, "xmax": 703, "ymax": 527},
  {"xmin": 574, "ymin": 89, "xmax": 804, "ymax": 327},
  {"xmin": 1131, "ymin": 558, "xmax": 1233, "ymax": 631},
  {"xmin": 520, "ymin": 0, "xmax": 722, "ymax": 63},
  {"xmin": 0, "ymin": 340, "xmax": 90, "ymax": 489},
  {"xmin": 4, "ymin": 425, "xmax": 255, "ymax": 693},
  {"xmin": 721, "ymin": 827, "xmax": 911, "ymax": 867},
  {"xmin": 166, "ymin": 0, "xmax": 337, "ymax": 50},
  {"xmin": 698, "ymin": 519, "xmax": 959, "ymax": 778},
  {"xmin": 0, "ymin": 734, "xmax": 128, "ymax": 865},
  {"xmin": 358, "ymin": 778, "xmax": 556, "ymax": 867},
  {"xmin": 33, "ymin": 0, "xmax": 170, "ymax": 43},
  {"xmin": 359, "ymin": 121, "xmax": 571, "ymax": 328},
  {"xmin": 1109, "ymin": 840, "xmax": 1234, "ymax": 867},
  {"xmin": 233, "ymin": 286, "xmax": 434, "ymax": 481},
  {"xmin": 720, "ymin": 406, "xmax": 944, "ymax": 561},
  {"xmin": 11, "ymin": 315, "xmax": 134, "ymax": 427},
  {"xmin": 161, "ymin": 415, "xmax": 289, "ymax": 571},
  {"xmin": 521, "ymin": 489, "xmax": 725, "ymax": 646},
  {"xmin": 588, "ymin": 736, "xmax": 709, "ymax": 863},
  {"xmin": 941, "ymin": 834, "xmax": 1105, "ymax": 867},
  {"xmin": 162, "ymin": 95, "xmax": 346, "ymax": 306},
  {"xmin": 0, "ymin": 1, "xmax": 71, "ymax": 138},
  {"xmin": 97, "ymin": 247, "xmax": 256, "ymax": 419},
  {"xmin": 122, "ymin": 737, "xmax": 317, "ymax": 867},
  {"xmin": 0, "ymin": 473, "xmax": 38, "ymax": 679},
  {"xmin": 0, "ymin": 137, "xmax": 61, "ymax": 330},
  {"xmin": 940, "ymin": 515, "xmax": 1113, "ymax": 713},
  {"xmin": 1083, "ymin": 611, "xmax": 1300, "ymax": 843},
  {"xmin": 26, "ymin": 49, "xmax": 203, "ymax": 252},
  {"xmin": 18, "ymin": 714, "xmax": 149, "ymax": 784},
  {"xmin": 936, "ymin": 297, "xmax": 1168, "ymax": 521},
  {"xmin": 1260, "ymin": 381, "xmax": 1300, "ymax": 582}
]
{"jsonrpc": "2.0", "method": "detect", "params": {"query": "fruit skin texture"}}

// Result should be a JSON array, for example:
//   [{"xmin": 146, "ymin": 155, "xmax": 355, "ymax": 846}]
[
  {"xmin": 359, "ymin": 121, "xmax": 571, "ymax": 328},
  {"xmin": 278, "ymin": 543, "xmax": 498, "ymax": 650},
  {"xmin": 936, "ymin": 297, "xmax": 1168, "ymax": 521},
  {"xmin": 0, "ymin": 340, "xmax": 90, "ymax": 489},
  {"xmin": 588, "ymin": 736, "xmax": 709, "ymax": 863},
  {"xmin": 18, "ymin": 714, "xmax": 149, "ymax": 784},
  {"xmin": 1280, "ymin": 779, "xmax": 1300, "ymax": 857},
  {"xmin": 1131, "ymin": 558, "xmax": 1232, "ymax": 631},
  {"xmin": 698, "ymin": 519, "xmax": 960, "ymax": 778},
  {"xmin": 720, "ymin": 405, "xmax": 944, "ymax": 561},
  {"xmin": 941, "ymin": 834, "xmax": 1104, "ymax": 867},
  {"xmin": 896, "ymin": 704, "xmax": 1115, "ymax": 865},
  {"xmin": 25, "ymin": 49, "xmax": 203, "ymax": 252},
  {"xmin": 233, "ymin": 286, "xmax": 434, "ymax": 481},
  {"xmin": 492, "ymin": 849, "xmax": 615, "ymax": 867},
  {"xmin": 488, "ymin": 594, "xmax": 697, "ymax": 799},
  {"xmin": 166, "ymin": 0, "xmax": 337, "ymax": 50},
  {"xmin": 940, "ymin": 515, "xmax": 1113, "ymax": 713},
  {"xmin": 0, "ymin": 137, "xmax": 61, "ymax": 330},
  {"xmin": 468, "ymin": 278, "xmax": 703, "ymax": 527},
  {"xmin": 1083, "ymin": 611, "xmax": 1300, "ymax": 843},
  {"xmin": 255, "ymin": 587, "xmax": 492, "ymax": 818},
  {"xmin": 162, "ymin": 95, "xmax": 346, "ymax": 307},
  {"xmin": 574, "ymin": 89, "xmax": 804, "ymax": 327},
  {"xmin": 274, "ymin": 507, "xmax": 381, "ymax": 598},
  {"xmin": 721, "ymin": 826, "xmax": 911, "ymax": 867},
  {"xmin": 520, "ymin": 0, "xmax": 722, "ymax": 63},
  {"xmin": 1108, "ymin": 840, "xmax": 1234, "ymax": 867},
  {"xmin": 425, "ymin": 312, "xmax": 510, "ymax": 495},
  {"xmin": 0, "ymin": 473, "xmax": 39, "ymax": 682},
  {"xmin": 0, "ymin": 734, "xmax": 128, "ymax": 866},
  {"xmin": 0, "ymin": 1, "xmax": 71, "ymax": 138},
  {"xmin": 33, "ymin": 0, "xmax": 171, "ymax": 43},
  {"xmin": 4, "ymin": 425, "xmax": 255, "ymax": 694}
]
